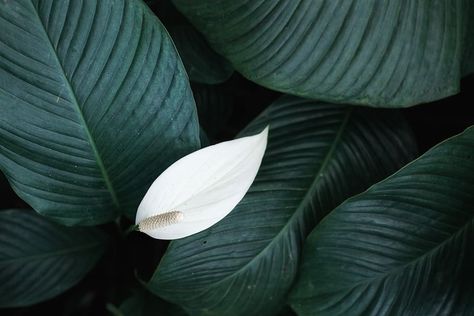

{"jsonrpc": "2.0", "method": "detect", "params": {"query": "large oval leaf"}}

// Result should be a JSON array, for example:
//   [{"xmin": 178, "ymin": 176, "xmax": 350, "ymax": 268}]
[
  {"xmin": 173, "ymin": 0, "xmax": 473, "ymax": 107},
  {"xmin": 148, "ymin": 96, "xmax": 417, "ymax": 315},
  {"xmin": 0, "ymin": 209, "xmax": 107, "ymax": 307},
  {"xmin": 289, "ymin": 127, "xmax": 474, "ymax": 315},
  {"xmin": 0, "ymin": 0, "xmax": 200, "ymax": 225}
]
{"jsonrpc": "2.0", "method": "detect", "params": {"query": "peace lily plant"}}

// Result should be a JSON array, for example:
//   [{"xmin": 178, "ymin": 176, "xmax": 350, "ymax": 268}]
[
  {"xmin": 0, "ymin": 0, "xmax": 472, "ymax": 315},
  {"xmin": 135, "ymin": 126, "xmax": 269, "ymax": 239}
]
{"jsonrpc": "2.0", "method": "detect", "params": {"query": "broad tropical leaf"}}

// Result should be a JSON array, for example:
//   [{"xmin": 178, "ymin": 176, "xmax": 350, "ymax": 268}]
[
  {"xmin": 289, "ymin": 127, "xmax": 474, "ymax": 315},
  {"xmin": 148, "ymin": 96, "xmax": 417, "ymax": 316},
  {"xmin": 0, "ymin": 0, "xmax": 200, "ymax": 225},
  {"xmin": 173, "ymin": 0, "xmax": 473, "ymax": 107},
  {"xmin": 0, "ymin": 209, "xmax": 107, "ymax": 307}
]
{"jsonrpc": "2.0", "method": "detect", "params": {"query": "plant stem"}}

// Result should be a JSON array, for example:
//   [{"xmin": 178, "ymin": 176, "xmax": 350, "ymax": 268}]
[{"xmin": 125, "ymin": 224, "xmax": 139, "ymax": 236}]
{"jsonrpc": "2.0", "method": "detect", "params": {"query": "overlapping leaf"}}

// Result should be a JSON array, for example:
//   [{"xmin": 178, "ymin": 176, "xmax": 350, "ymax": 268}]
[
  {"xmin": 147, "ymin": 0, "xmax": 233, "ymax": 84},
  {"xmin": 168, "ymin": 25, "xmax": 233, "ymax": 84},
  {"xmin": 289, "ymin": 127, "xmax": 474, "ymax": 315},
  {"xmin": 173, "ymin": 0, "xmax": 473, "ymax": 107},
  {"xmin": 148, "ymin": 96, "xmax": 417, "ymax": 316},
  {"xmin": 0, "ymin": 209, "xmax": 107, "ymax": 307},
  {"xmin": 192, "ymin": 83, "xmax": 234, "ymax": 140},
  {"xmin": 0, "ymin": 0, "xmax": 200, "ymax": 225}
]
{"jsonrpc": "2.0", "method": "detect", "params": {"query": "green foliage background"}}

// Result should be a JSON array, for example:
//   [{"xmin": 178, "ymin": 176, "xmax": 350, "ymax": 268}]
[{"xmin": 0, "ymin": 0, "xmax": 473, "ymax": 315}]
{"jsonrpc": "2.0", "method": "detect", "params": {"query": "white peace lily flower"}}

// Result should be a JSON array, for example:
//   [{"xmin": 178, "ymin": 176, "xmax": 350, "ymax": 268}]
[{"xmin": 135, "ymin": 126, "xmax": 269, "ymax": 240}]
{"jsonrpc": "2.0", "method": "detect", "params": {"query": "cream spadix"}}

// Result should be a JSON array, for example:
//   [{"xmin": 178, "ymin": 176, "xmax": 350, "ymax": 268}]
[{"xmin": 135, "ymin": 126, "xmax": 269, "ymax": 240}]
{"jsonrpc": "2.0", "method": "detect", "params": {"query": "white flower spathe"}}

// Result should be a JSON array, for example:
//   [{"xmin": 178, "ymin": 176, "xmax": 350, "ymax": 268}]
[{"xmin": 135, "ymin": 126, "xmax": 269, "ymax": 240}]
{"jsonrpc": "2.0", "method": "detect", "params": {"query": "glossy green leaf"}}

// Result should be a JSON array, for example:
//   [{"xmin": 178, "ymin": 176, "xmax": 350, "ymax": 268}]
[
  {"xmin": 148, "ymin": 96, "xmax": 417, "ymax": 316},
  {"xmin": 173, "ymin": 0, "xmax": 473, "ymax": 107},
  {"xmin": 289, "ymin": 127, "xmax": 474, "ymax": 316},
  {"xmin": 0, "ymin": 0, "xmax": 200, "ymax": 225},
  {"xmin": 0, "ymin": 209, "xmax": 107, "ymax": 307}
]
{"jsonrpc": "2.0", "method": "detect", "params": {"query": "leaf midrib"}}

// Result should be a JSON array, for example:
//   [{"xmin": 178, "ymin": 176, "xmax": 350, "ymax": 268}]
[
  {"xmin": 194, "ymin": 108, "xmax": 353, "ymax": 291},
  {"xmin": 0, "ymin": 240, "xmax": 103, "ymax": 265},
  {"xmin": 28, "ymin": 1, "xmax": 120, "ymax": 212}
]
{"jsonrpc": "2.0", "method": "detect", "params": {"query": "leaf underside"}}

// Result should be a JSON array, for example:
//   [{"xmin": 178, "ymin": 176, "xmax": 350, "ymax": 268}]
[
  {"xmin": 148, "ymin": 95, "xmax": 417, "ymax": 316},
  {"xmin": 0, "ymin": 0, "xmax": 200, "ymax": 225},
  {"xmin": 289, "ymin": 127, "xmax": 474, "ymax": 316},
  {"xmin": 0, "ymin": 209, "xmax": 107, "ymax": 307},
  {"xmin": 173, "ymin": 0, "xmax": 473, "ymax": 107}
]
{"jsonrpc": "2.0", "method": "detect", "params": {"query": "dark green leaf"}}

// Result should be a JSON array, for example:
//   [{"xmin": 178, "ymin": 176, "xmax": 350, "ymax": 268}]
[
  {"xmin": 199, "ymin": 126, "xmax": 210, "ymax": 148},
  {"xmin": 192, "ymin": 83, "xmax": 234, "ymax": 140},
  {"xmin": 148, "ymin": 96, "xmax": 417, "ymax": 316},
  {"xmin": 289, "ymin": 127, "xmax": 474, "ymax": 315},
  {"xmin": 168, "ymin": 25, "xmax": 233, "ymax": 84},
  {"xmin": 0, "ymin": 0, "xmax": 200, "ymax": 225},
  {"xmin": 0, "ymin": 209, "xmax": 107, "ymax": 307},
  {"xmin": 148, "ymin": 0, "xmax": 233, "ymax": 85},
  {"xmin": 173, "ymin": 0, "xmax": 472, "ymax": 107},
  {"xmin": 462, "ymin": 3, "xmax": 474, "ymax": 76}
]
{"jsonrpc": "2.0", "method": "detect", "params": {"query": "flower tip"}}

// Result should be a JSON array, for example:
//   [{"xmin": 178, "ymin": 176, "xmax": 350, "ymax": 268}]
[
  {"xmin": 252, "ymin": 125, "xmax": 269, "ymax": 147},
  {"xmin": 261, "ymin": 125, "xmax": 269, "ymax": 137}
]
